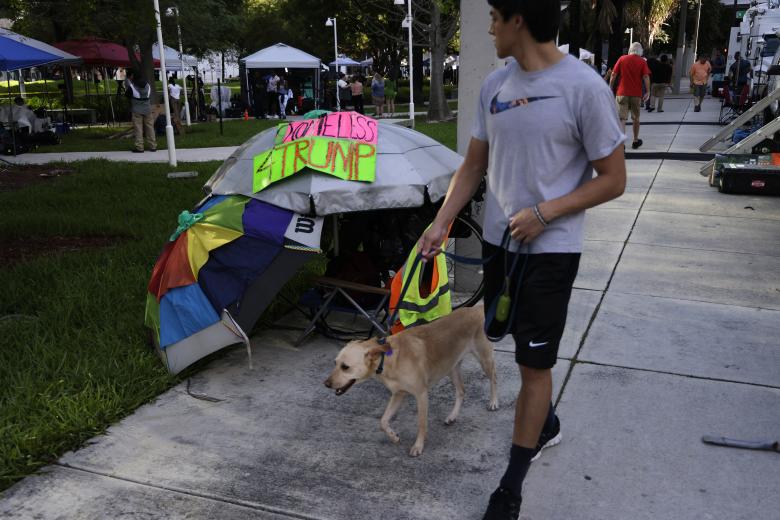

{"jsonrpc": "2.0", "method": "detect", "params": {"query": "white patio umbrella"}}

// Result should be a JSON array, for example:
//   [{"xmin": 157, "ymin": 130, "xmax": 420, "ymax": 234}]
[{"xmin": 204, "ymin": 120, "xmax": 462, "ymax": 216}]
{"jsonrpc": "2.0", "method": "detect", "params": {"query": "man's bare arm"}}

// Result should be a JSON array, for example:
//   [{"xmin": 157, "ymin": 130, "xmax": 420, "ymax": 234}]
[
  {"xmin": 509, "ymin": 145, "xmax": 627, "ymax": 243},
  {"xmin": 418, "ymin": 137, "xmax": 489, "ymax": 259}
]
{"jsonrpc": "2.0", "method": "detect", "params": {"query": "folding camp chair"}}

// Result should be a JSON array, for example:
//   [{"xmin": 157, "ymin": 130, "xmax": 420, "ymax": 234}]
[
  {"xmin": 294, "ymin": 276, "xmax": 390, "ymax": 346},
  {"xmin": 720, "ymin": 84, "xmax": 750, "ymax": 124}
]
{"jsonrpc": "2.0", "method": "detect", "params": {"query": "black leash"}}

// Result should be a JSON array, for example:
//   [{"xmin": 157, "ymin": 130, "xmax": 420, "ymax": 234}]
[
  {"xmin": 376, "ymin": 226, "xmax": 526, "ymax": 376},
  {"xmin": 441, "ymin": 227, "xmax": 528, "ymax": 342}
]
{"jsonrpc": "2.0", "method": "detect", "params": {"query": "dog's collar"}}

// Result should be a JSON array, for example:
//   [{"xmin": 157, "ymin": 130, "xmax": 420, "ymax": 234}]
[{"xmin": 375, "ymin": 347, "xmax": 393, "ymax": 375}]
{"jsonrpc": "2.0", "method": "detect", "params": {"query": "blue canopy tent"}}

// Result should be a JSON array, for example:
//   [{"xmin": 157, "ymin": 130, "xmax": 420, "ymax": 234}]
[
  {"xmin": 1, "ymin": 29, "xmax": 77, "ymax": 156},
  {"xmin": 0, "ymin": 36, "xmax": 62, "ymax": 71}
]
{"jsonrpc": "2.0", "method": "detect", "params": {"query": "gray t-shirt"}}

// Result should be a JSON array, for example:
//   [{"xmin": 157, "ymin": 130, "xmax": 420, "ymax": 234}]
[{"xmin": 472, "ymin": 55, "xmax": 625, "ymax": 253}]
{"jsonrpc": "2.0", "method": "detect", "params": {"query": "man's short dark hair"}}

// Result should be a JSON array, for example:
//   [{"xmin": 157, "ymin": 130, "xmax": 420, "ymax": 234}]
[
  {"xmin": 660, "ymin": 54, "xmax": 669, "ymax": 63},
  {"xmin": 487, "ymin": 0, "xmax": 561, "ymax": 43}
]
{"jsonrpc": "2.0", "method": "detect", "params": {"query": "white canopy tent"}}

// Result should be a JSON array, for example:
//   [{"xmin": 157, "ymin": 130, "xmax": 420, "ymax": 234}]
[
  {"xmin": 153, "ymin": 43, "xmax": 197, "ymax": 70},
  {"xmin": 241, "ymin": 43, "xmax": 322, "ymax": 110},
  {"xmin": 242, "ymin": 43, "xmax": 321, "ymax": 70}
]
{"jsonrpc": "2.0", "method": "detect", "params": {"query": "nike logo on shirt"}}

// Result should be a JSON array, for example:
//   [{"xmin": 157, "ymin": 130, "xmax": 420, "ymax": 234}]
[
  {"xmin": 490, "ymin": 93, "xmax": 559, "ymax": 114},
  {"xmin": 529, "ymin": 341, "xmax": 549, "ymax": 348}
]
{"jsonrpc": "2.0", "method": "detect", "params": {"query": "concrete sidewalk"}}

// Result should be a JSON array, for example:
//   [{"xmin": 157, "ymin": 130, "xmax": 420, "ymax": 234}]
[{"xmin": 2, "ymin": 100, "xmax": 779, "ymax": 519}]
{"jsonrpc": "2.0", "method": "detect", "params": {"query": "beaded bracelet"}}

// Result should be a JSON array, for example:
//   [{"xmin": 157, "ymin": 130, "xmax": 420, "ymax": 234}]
[{"xmin": 533, "ymin": 204, "xmax": 548, "ymax": 227}]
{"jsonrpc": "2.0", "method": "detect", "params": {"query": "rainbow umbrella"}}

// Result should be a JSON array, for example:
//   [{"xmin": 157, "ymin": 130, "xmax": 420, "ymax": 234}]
[{"xmin": 145, "ymin": 195, "xmax": 323, "ymax": 373}]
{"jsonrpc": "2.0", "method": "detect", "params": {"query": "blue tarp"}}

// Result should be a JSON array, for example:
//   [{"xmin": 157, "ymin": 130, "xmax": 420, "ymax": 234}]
[{"xmin": 0, "ymin": 34, "xmax": 61, "ymax": 71}]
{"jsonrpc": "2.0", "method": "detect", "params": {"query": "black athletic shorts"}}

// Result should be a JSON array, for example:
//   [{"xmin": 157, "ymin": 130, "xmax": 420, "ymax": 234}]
[{"xmin": 482, "ymin": 242, "xmax": 580, "ymax": 369}]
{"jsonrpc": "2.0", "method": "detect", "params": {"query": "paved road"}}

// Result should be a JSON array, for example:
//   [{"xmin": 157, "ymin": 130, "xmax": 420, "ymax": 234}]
[{"xmin": 1, "ymin": 97, "xmax": 778, "ymax": 520}]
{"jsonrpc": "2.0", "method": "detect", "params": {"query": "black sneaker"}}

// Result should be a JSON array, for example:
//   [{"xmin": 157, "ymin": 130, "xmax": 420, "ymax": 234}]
[
  {"xmin": 631, "ymin": 139, "xmax": 643, "ymax": 149},
  {"xmin": 531, "ymin": 414, "xmax": 562, "ymax": 462},
  {"xmin": 647, "ymin": 107, "xmax": 655, "ymax": 112},
  {"xmin": 132, "ymin": 149, "xmax": 144, "ymax": 153},
  {"xmin": 482, "ymin": 487, "xmax": 522, "ymax": 520}
]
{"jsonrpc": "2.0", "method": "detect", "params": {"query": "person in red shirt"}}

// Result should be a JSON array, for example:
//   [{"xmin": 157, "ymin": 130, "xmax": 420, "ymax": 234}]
[{"xmin": 609, "ymin": 42, "xmax": 651, "ymax": 149}]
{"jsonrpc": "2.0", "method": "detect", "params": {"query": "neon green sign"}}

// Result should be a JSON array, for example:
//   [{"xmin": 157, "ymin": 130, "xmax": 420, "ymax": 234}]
[{"xmin": 253, "ymin": 136, "xmax": 377, "ymax": 193}]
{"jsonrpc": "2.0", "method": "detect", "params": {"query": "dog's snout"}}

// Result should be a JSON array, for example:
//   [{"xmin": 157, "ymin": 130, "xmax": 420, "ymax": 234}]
[{"xmin": 324, "ymin": 378, "xmax": 332, "ymax": 388}]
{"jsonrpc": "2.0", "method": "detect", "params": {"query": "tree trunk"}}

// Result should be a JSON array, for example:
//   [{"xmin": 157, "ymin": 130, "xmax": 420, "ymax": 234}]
[
  {"xmin": 413, "ymin": 44, "xmax": 424, "ymax": 108},
  {"xmin": 427, "ymin": 3, "xmax": 452, "ymax": 121},
  {"xmin": 569, "ymin": 0, "xmax": 581, "ymax": 58},
  {"xmin": 139, "ymin": 38, "xmax": 157, "ymax": 103},
  {"xmin": 607, "ymin": 0, "xmax": 626, "ymax": 68}
]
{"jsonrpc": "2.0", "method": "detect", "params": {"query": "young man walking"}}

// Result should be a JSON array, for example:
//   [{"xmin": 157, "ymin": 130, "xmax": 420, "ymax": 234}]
[
  {"xmin": 418, "ymin": 1, "xmax": 626, "ymax": 518},
  {"xmin": 689, "ymin": 54, "xmax": 712, "ymax": 112},
  {"xmin": 610, "ymin": 42, "xmax": 651, "ymax": 149},
  {"xmin": 650, "ymin": 54, "xmax": 673, "ymax": 112}
]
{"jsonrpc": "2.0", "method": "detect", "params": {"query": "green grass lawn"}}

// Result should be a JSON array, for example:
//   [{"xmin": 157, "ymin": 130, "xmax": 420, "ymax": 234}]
[
  {"xmin": 0, "ymin": 159, "xmax": 327, "ymax": 491},
  {"xmin": 0, "ymin": 117, "xmax": 457, "ymax": 491},
  {"xmin": 38, "ymin": 119, "xmax": 281, "ymax": 153},
  {"xmin": 33, "ymin": 111, "xmax": 457, "ymax": 154}
]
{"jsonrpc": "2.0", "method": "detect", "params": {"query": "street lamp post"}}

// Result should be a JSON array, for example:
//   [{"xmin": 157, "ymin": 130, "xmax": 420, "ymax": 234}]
[
  {"xmin": 625, "ymin": 27, "xmax": 634, "ymax": 47},
  {"xmin": 168, "ymin": 6, "xmax": 191, "ymax": 126},
  {"xmin": 395, "ymin": 0, "xmax": 414, "ymax": 128},
  {"xmin": 153, "ymin": 0, "xmax": 176, "ymax": 167},
  {"xmin": 326, "ymin": 17, "xmax": 339, "ymax": 111}
]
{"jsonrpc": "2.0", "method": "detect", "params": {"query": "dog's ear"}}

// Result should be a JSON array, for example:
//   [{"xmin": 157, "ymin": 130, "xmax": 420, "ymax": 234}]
[{"xmin": 365, "ymin": 341, "xmax": 391, "ymax": 361}]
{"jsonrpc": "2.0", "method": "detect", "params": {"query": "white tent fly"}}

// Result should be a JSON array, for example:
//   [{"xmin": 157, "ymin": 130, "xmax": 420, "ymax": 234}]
[
  {"xmin": 242, "ymin": 43, "xmax": 321, "ymax": 69},
  {"xmin": 558, "ymin": 44, "xmax": 595, "ymax": 62},
  {"xmin": 241, "ymin": 43, "xmax": 322, "ymax": 109},
  {"xmin": 152, "ymin": 43, "xmax": 197, "ymax": 70}
]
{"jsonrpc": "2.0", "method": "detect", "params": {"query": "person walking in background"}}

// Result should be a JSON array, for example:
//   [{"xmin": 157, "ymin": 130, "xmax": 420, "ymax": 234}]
[
  {"xmin": 266, "ymin": 71, "xmax": 280, "ymax": 118},
  {"xmin": 114, "ymin": 66, "xmax": 126, "ymax": 96},
  {"xmin": 350, "ymin": 75, "xmax": 364, "ymax": 114},
  {"xmin": 337, "ymin": 73, "xmax": 350, "ymax": 110},
  {"xmin": 645, "ymin": 54, "xmax": 660, "ymax": 111},
  {"xmin": 689, "ymin": 54, "xmax": 712, "ymax": 113},
  {"xmin": 277, "ymin": 75, "xmax": 288, "ymax": 119},
  {"xmin": 729, "ymin": 52, "xmax": 752, "ymax": 93},
  {"xmin": 384, "ymin": 76, "xmax": 397, "ymax": 116},
  {"xmin": 125, "ymin": 70, "xmax": 156, "ymax": 153},
  {"xmin": 650, "ymin": 54, "xmax": 673, "ymax": 113},
  {"xmin": 371, "ymin": 72, "xmax": 385, "ymax": 117},
  {"xmin": 168, "ymin": 79, "xmax": 185, "ymax": 134},
  {"xmin": 610, "ymin": 42, "xmax": 650, "ymax": 149},
  {"xmin": 419, "ymin": 1, "xmax": 625, "ymax": 518}
]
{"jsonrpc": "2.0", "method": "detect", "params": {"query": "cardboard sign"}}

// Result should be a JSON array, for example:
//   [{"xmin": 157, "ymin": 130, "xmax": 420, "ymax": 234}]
[
  {"xmin": 253, "ymin": 112, "xmax": 378, "ymax": 193},
  {"xmin": 280, "ymin": 112, "xmax": 378, "ymax": 145}
]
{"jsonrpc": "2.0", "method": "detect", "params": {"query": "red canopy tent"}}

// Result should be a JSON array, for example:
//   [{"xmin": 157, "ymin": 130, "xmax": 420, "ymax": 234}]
[{"xmin": 52, "ymin": 38, "xmax": 159, "ymax": 68}]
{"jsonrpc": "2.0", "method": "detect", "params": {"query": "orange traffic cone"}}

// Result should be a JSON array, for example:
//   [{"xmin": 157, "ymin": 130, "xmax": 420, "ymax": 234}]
[{"xmin": 243, "ymin": 109, "xmax": 249, "ymax": 121}]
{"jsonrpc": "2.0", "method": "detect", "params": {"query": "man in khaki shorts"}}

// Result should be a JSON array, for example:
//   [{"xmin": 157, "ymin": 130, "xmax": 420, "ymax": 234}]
[{"xmin": 610, "ymin": 42, "xmax": 650, "ymax": 149}]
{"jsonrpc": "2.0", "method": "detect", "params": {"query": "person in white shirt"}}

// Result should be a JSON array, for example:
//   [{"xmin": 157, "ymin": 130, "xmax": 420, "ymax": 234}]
[
  {"xmin": 267, "ymin": 73, "xmax": 280, "ymax": 117},
  {"xmin": 168, "ymin": 79, "xmax": 184, "ymax": 134}
]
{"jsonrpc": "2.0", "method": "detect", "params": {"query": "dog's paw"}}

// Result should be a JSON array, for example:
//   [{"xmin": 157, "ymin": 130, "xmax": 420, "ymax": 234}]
[
  {"xmin": 384, "ymin": 429, "xmax": 400, "ymax": 444},
  {"xmin": 487, "ymin": 400, "xmax": 499, "ymax": 411},
  {"xmin": 409, "ymin": 443, "xmax": 424, "ymax": 457},
  {"xmin": 444, "ymin": 415, "xmax": 457, "ymax": 425}
]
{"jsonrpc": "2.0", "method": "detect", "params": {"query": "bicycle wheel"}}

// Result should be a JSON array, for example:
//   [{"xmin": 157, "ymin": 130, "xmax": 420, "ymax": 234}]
[{"xmin": 446, "ymin": 214, "xmax": 485, "ymax": 309}]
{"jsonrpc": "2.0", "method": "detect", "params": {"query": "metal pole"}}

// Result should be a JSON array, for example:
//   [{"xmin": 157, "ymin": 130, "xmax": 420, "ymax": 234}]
[
  {"xmin": 217, "ymin": 76, "xmax": 224, "ymax": 135},
  {"xmin": 693, "ymin": 0, "xmax": 703, "ymax": 59},
  {"xmin": 104, "ymin": 67, "xmax": 115, "ymax": 125},
  {"xmin": 153, "ymin": 0, "xmax": 177, "ymax": 166},
  {"xmin": 407, "ymin": 0, "xmax": 415, "ymax": 128},
  {"xmin": 175, "ymin": 7, "xmax": 191, "ymax": 126},
  {"xmin": 672, "ymin": 0, "xmax": 688, "ymax": 94},
  {"xmin": 332, "ymin": 18, "xmax": 340, "ymax": 111},
  {"xmin": 7, "ymin": 76, "xmax": 16, "ymax": 156}
]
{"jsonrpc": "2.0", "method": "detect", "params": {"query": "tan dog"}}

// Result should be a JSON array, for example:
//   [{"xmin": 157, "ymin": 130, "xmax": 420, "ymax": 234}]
[{"xmin": 324, "ymin": 306, "xmax": 499, "ymax": 457}]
